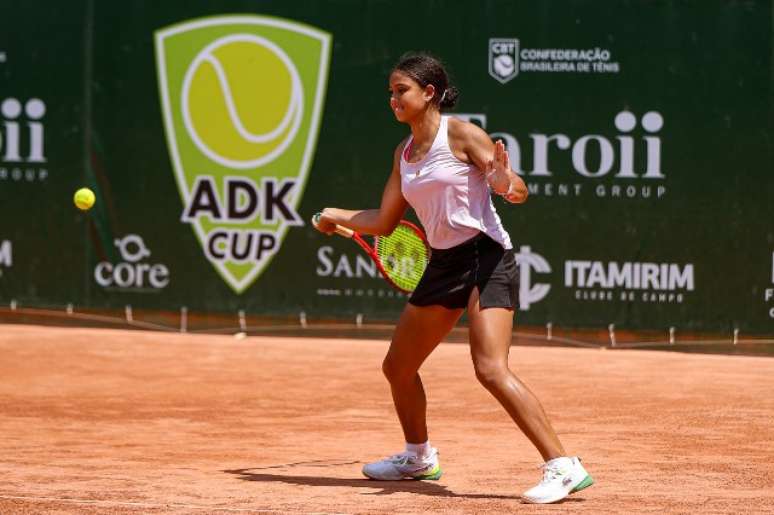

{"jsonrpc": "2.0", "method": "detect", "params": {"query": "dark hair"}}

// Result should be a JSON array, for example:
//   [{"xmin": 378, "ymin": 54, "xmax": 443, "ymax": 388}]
[{"xmin": 392, "ymin": 52, "xmax": 459, "ymax": 110}]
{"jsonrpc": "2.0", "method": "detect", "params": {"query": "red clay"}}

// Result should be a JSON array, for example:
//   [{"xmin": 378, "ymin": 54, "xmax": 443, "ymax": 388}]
[{"xmin": 1, "ymin": 324, "xmax": 773, "ymax": 514}]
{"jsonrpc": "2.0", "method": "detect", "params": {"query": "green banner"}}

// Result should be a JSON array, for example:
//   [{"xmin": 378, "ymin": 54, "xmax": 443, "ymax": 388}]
[{"xmin": 0, "ymin": 0, "xmax": 772, "ymax": 333}]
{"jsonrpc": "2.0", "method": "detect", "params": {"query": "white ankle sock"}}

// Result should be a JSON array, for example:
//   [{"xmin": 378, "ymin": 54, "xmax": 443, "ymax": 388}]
[{"xmin": 405, "ymin": 441, "xmax": 432, "ymax": 459}]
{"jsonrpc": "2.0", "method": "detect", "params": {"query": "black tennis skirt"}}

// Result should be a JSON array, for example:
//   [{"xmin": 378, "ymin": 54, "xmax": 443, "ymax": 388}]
[{"xmin": 409, "ymin": 232, "xmax": 520, "ymax": 310}]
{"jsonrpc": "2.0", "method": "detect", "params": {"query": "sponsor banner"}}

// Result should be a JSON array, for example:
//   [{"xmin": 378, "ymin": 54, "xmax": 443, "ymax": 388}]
[
  {"xmin": 0, "ymin": 4, "xmax": 85, "ymax": 306},
  {"xmin": 455, "ymin": 111, "xmax": 666, "ymax": 201},
  {"xmin": 0, "ymin": 96, "xmax": 49, "ymax": 183},
  {"xmin": 94, "ymin": 235, "xmax": 170, "ymax": 292},
  {"xmin": 565, "ymin": 259, "xmax": 693, "ymax": 304},
  {"xmin": 155, "ymin": 14, "xmax": 331, "ymax": 294},
  {"xmin": 516, "ymin": 246, "xmax": 694, "ymax": 310},
  {"xmin": 515, "ymin": 245, "xmax": 551, "ymax": 310},
  {"xmin": 0, "ymin": 1, "xmax": 769, "ymax": 333},
  {"xmin": 314, "ymin": 245, "xmax": 409, "ymax": 300},
  {"xmin": 489, "ymin": 38, "xmax": 620, "ymax": 83},
  {"xmin": 0, "ymin": 240, "xmax": 11, "ymax": 278},
  {"xmin": 0, "ymin": 46, "xmax": 50, "ymax": 184}
]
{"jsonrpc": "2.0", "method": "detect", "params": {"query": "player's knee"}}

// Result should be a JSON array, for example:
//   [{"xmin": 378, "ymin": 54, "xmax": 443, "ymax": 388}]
[
  {"xmin": 382, "ymin": 357, "xmax": 400, "ymax": 383},
  {"xmin": 382, "ymin": 355, "xmax": 415, "ymax": 384},
  {"xmin": 473, "ymin": 359, "xmax": 508, "ymax": 389}
]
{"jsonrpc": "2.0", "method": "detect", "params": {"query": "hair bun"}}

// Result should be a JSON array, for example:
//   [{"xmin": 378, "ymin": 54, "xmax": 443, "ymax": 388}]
[{"xmin": 440, "ymin": 85, "xmax": 459, "ymax": 109}]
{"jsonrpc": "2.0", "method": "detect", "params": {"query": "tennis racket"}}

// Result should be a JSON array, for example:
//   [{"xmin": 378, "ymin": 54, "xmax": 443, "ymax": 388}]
[{"xmin": 312, "ymin": 213, "xmax": 430, "ymax": 294}]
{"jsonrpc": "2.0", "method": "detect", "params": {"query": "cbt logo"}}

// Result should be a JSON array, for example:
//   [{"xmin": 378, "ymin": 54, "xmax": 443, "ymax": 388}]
[
  {"xmin": 515, "ymin": 245, "xmax": 551, "ymax": 310},
  {"xmin": 0, "ymin": 239, "xmax": 11, "ymax": 277},
  {"xmin": 94, "ymin": 235, "xmax": 169, "ymax": 290},
  {"xmin": 155, "ymin": 15, "xmax": 331, "ymax": 293},
  {"xmin": 488, "ymin": 38, "xmax": 620, "ymax": 78},
  {"xmin": 489, "ymin": 38, "xmax": 519, "ymax": 84}
]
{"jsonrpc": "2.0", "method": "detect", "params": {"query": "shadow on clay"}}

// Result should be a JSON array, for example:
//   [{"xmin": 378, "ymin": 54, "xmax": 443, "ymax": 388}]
[{"xmin": 223, "ymin": 465, "xmax": 586, "ymax": 502}]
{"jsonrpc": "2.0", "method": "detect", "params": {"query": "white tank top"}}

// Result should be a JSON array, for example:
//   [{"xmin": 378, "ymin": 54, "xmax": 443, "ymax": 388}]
[{"xmin": 400, "ymin": 115, "xmax": 512, "ymax": 250}]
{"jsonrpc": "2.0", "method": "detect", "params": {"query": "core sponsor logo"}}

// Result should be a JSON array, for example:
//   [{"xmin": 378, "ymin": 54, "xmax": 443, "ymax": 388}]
[
  {"xmin": 455, "ymin": 111, "xmax": 665, "ymax": 200},
  {"xmin": 489, "ymin": 37, "xmax": 620, "ymax": 83},
  {"xmin": 155, "ymin": 15, "xmax": 331, "ymax": 293},
  {"xmin": 0, "ymin": 97, "xmax": 48, "ymax": 183},
  {"xmin": 0, "ymin": 239, "xmax": 11, "ymax": 277},
  {"xmin": 94, "ymin": 234, "xmax": 170, "ymax": 291}
]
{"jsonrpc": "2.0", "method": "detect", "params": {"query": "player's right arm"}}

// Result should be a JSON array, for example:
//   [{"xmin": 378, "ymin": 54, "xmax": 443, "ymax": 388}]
[{"xmin": 315, "ymin": 141, "xmax": 409, "ymax": 236}]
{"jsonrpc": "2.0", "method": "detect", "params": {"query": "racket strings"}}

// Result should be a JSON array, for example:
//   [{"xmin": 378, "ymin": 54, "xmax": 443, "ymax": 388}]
[{"xmin": 374, "ymin": 224, "xmax": 429, "ymax": 292}]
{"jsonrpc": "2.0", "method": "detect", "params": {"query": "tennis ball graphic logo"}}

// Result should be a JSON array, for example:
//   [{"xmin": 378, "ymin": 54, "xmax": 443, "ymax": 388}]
[
  {"xmin": 493, "ymin": 54, "xmax": 515, "ymax": 77},
  {"xmin": 182, "ymin": 34, "xmax": 304, "ymax": 169}
]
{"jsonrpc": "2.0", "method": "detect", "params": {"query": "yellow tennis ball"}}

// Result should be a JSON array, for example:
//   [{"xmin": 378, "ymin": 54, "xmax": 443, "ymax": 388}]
[{"xmin": 74, "ymin": 187, "xmax": 95, "ymax": 210}]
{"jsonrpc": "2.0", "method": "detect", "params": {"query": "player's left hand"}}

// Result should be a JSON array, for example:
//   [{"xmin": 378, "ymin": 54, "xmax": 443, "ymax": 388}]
[{"xmin": 486, "ymin": 140, "xmax": 511, "ymax": 195}]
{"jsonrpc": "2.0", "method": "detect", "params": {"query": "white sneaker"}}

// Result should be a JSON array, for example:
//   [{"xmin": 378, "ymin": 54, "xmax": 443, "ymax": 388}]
[
  {"xmin": 521, "ymin": 456, "xmax": 594, "ymax": 504},
  {"xmin": 362, "ymin": 448, "xmax": 442, "ymax": 480}
]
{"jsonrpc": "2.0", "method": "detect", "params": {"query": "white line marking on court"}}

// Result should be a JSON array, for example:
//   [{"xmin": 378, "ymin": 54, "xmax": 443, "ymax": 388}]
[{"xmin": 0, "ymin": 494, "xmax": 351, "ymax": 514}]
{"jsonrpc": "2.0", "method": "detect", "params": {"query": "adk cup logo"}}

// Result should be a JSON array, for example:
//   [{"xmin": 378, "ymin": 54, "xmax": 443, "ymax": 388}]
[{"xmin": 155, "ymin": 15, "xmax": 331, "ymax": 293}]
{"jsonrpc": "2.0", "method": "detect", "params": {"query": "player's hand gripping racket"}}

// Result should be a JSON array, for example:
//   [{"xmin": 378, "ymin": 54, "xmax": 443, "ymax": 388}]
[{"xmin": 312, "ymin": 213, "xmax": 430, "ymax": 294}]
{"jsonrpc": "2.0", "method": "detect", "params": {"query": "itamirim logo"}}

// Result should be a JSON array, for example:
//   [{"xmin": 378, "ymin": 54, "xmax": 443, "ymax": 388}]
[{"xmin": 155, "ymin": 15, "xmax": 331, "ymax": 293}]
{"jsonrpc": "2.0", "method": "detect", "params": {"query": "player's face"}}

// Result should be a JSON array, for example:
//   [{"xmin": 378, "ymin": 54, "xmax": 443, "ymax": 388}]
[{"xmin": 389, "ymin": 71, "xmax": 434, "ymax": 122}]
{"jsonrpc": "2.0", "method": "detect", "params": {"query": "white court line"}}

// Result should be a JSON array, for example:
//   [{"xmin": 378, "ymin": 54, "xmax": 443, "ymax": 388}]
[{"xmin": 0, "ymin": 494, "xmax": 350, "ymax": 515}]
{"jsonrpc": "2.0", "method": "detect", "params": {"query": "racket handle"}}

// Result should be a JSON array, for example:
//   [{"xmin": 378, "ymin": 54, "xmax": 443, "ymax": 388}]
[
  {"xmin": 332, "ymin": 225, "xmax": 355, "ymax": 238},
  {"xmin": 312, "ymin": 212, "xmax": 355, "ymax": 238}
]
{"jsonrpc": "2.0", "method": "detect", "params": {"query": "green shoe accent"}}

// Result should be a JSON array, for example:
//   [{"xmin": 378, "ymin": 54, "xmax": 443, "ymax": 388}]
[
  {"xmin": 570, "ymin": 474, "xmax": 594, "ymax": 493},
  {"xmin": 413, "ymin": 464, "xmax": 442, "ymax": 480}
]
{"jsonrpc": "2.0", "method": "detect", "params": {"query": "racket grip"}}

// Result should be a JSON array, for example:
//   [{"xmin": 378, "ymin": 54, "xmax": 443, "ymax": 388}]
[
  {"xmin": 312, "ymin": 212, "xmax": 355, "ymax": 238},
  {"xmin": 333, "ymin": 225, "xmax": 355, "ymax": 238}
]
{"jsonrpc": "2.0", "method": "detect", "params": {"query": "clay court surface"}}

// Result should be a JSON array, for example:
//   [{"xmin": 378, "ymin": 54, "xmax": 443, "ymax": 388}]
[{"xmin": 1, "ymin": 324, "xmax": 773, "ymax": 514}]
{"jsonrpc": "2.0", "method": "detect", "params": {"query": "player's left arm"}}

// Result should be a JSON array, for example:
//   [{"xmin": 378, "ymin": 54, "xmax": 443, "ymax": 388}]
[{"xmin": 450, "ymin": 118, "xmax": 528, "ymax": 204}]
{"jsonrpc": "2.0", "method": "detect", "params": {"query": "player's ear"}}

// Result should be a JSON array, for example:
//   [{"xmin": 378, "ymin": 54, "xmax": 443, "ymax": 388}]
[{"xmin": 423, "ymin": 84, "xmax": 436, "ymax": 104}]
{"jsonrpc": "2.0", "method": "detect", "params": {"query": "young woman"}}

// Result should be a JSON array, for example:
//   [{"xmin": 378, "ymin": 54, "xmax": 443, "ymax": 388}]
[{"xmin": 314, "ymin": 52, "xmax": 593, "ymax": 504}]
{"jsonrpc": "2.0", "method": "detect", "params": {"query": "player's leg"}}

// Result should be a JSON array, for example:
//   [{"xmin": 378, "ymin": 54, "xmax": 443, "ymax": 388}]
[
  {"xmin": 467, "ymin": 287, "xmax": 565, "ymax": 459},
  {"xmin": 467, "ymin": 288, "xmax": 593, "ymax": 503},
  {"xmin": 383, "ymin": 302, "xmax": 463, "ymax": 443},
  {"xmin": 362, "ymin": 302, "xmax": 463, "ymax": 480}
]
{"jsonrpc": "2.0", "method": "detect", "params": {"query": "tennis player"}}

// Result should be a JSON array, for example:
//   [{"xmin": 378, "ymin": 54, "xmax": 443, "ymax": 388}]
[{"xmin": 314, "ymin": 52, "xmax": 593, "ymax": 504}]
